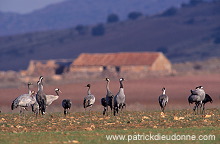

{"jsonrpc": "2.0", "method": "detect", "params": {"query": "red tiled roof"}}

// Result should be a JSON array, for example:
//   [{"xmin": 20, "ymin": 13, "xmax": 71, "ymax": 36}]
[{"xmin": 72, "ymin": 52, "xmax": 163, "ymax": 66}]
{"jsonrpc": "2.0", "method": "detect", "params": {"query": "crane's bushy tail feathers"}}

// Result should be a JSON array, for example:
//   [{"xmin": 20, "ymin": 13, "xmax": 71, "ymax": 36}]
[
  {"xmin": 11, "ymin": 101, "xmax": 18, "ymax": 110},
  {"xmin": 40, "ymin": 99, "xmax": 46, "ymax": 115},
  {"xmin": 11, "ymin": 102, "xmax": 15, "ymax": 110}
]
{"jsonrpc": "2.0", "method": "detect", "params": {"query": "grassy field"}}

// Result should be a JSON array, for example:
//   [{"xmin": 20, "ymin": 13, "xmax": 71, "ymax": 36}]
[{"xmin": 0, "ymin": 109, "xmax": 220, "ymax": 143}]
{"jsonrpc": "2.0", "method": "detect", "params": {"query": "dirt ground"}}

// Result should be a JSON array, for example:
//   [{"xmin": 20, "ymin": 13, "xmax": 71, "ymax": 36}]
[{"xmin": 0, "ymin": 74, "xmax": 220, "ymax": 113}]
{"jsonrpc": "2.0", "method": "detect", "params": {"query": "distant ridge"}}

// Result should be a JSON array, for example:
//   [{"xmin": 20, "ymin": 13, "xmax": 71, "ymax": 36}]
[
  {"xmin": 0, "ymin": 1, "xmax": 219, "ymax": 71},
  {"xmin": 0, "ymin": 0, "xmax": 189, "ymax": 36}
]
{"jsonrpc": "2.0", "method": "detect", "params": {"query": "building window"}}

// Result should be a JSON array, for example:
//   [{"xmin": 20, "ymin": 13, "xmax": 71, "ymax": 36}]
[
  {"xmin": 103, "ymin": 66, "xmax": 107, "ymax": 71},
  {"xmin": 115, "ymin": 66, "xmax": 120, "ymax": 73}
]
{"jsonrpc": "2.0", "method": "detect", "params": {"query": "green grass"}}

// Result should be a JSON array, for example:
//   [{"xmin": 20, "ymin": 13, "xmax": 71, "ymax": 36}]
[
  {"xmin": 0, "ymin": 127, "xmax": 219, "ymax": 144},
  {"xmin": 0, "ymin": 109, "xmax": 219, "ymax": 143}
]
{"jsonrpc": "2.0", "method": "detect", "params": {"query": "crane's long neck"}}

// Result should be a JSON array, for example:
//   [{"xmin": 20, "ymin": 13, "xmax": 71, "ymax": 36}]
[
  {"xmin": 38, "ymin": 82, "xmax": 43, "ymax": 92},
  {"xmin": 55, "ymin": 90, "xmax": 59, "ymax": 96},
  {"xmin": 162, "ymin": 89, "xmax": 166, "ymax": 95},
  {"xmin": 28, "ymin": 84, "xmax": 31, "ymax": 95},
  {"xmin": 106, "ymin": 81, "xmax": 111, "ymax": 92},
  {"xmin": 87, "ymin": 87, "xmax": 91, "ymax": 95},
  {"xmin": 120, "ymin": 81, "xmax": 124, "ymax": 89}
]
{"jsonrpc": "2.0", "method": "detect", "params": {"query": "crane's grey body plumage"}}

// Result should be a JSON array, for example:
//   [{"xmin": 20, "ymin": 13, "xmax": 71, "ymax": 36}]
[
  {"xmin": 11, "ymin": 92, "xmax": 36, "ymax": 113},
  {"xmin": 83, "ymin": 84, "xmax": 95, "ymax": 111},
  {"xmin": 36, "ymin": 76, "xmax": 47, "ymax": 115},
  {"xmin": 62, "ymin": 99, "xmax": 72, "ymax": 116},
  {"xmin": 114, "ymin": 78, "xmax": 126, "ymax": 116},
  {"xmin": 102, "ymin": 78, "xmax": 114, "ymax": 115},
  {"xmin": 46, "ymin": 88, "xmax": 61, "ymax": 106},
  {"xmin": 188, "ymin": 86, "xmax": 206, "ymax": 114},
  {"xmin": 11, "ymin": 82, "xmax": 35, "ymax": 113},
  {"xmin": 158, "ymin": 87, "xmax": 168, "ymax": 113}
]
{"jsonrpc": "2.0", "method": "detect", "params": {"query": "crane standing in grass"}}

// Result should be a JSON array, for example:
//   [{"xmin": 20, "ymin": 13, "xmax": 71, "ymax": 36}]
[
  {"xmin": 11, "ymin": 82, "xmax": 36, "ymax": 113},
  {"xmin": 158, "ymin": 87, "xmax": 169, "ymax": 113},
  {"xmin": 102, "ymin": 78, "xmax": 114, "ymax": 115},
  {"xmin": 32, "ymin": 88, "xmax": 62, "ymax": 114},
  {"xmin": 83, "ymin": 84, "xmax": 95, "ymax": 112},
  {"xmin": 188, "ymin": 86, "xmax": 206, "ymax": 114},
  {"xmin": 36, "ymin": 76, "xmax": 47, "ymax": 115},
  {"xmin": 114, "ymin": 78, "xmax": 126, "ymax": 116},
  {"xmin": 62, "ymin": 99, "xmax": 72, "ymax": 116}
]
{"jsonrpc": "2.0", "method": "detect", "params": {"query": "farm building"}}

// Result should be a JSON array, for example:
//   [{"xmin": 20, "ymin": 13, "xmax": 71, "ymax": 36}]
[
  {"xmin": 69, "ymin": 52, "xmax": 172, "ymax": 79},
  {"xmin": 24, "ymin": 52, "xmax": 172, "ymax": 79},
  {"xmin": 25, "ymin": 59, "xmax": 72, "ymax": 77}
]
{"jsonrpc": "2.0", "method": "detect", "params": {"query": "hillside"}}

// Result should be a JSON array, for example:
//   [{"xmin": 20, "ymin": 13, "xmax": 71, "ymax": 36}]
[
  {"xmin": 0, "ymin": 0, "xmax": 189, "ymax": 36},
  {"xmin": 0, "ymin": 1, "xmax": 219, "ymax": 71}
]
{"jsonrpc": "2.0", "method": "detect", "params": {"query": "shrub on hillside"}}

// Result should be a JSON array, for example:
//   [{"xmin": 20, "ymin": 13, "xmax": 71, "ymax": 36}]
[
  {"xmin": 91, "ymin": 24, "xmax": 105, "ymax": 36},
  {"xmin": 107, "ymin": 14, "xmax": 119, "ymax": 23},
  {"xmin": 75, "ymin": 24, "xmax": 88, "ymax": 35},
  {"xmin": 160, "ymin": 7, "xmax": 178, "ymax": 17},
  {"xmin": 128, "ymin": 11, "xmax": 143, "ymax": 20}
]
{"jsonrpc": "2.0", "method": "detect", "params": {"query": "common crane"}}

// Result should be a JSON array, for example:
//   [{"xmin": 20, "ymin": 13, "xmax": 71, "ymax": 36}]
[
  {"xmin": 62, "ymin": 99, "xmax": 72, "ymax": 116},
  {"xmin": 32, "ymin": 88, "xmax": 61, "ymax": 114},
  {"xmin": 11, "ymin": 82, "xmax": 36, "ymax": 114},
  {"xmin": 105, "ymin": 78, "xmax": 114, "ymax": 115},
  {"xmin": 36, "ymin": 76, "xmax": 47, "ymax": 115},
  {"xmin": 158, "ymin": 87, "xmax": 169, "ymax": 113},
  {"xmin": 114, "ymin": 78, "xmax": 126, "ymax": 116},
  {"xmin": 188, "ymin": 86, "xmax": 206, "ymax": 114},
  {"xmin": 83, "ymin": 84, "xmax": 95, "ymax": 112}
]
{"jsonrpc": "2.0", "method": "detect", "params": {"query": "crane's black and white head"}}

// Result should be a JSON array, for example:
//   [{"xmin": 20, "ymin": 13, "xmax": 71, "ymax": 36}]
[
  {"xmin": 39, "ymin": 76, "xmax": 44, "ymax": 82},
  {"xmin": 55, "ymin": 88, "xmax": 62, "ymax": 93},
  {"xmin": 162, "ymin": 87, "xmax": 166, "ymax": 94},
  {"xmin": 106, "ymin": 78, "xmax": 110, "ymax": 82},
  {"xmin": 119, "ymin": 78, "xmax": 125, "ymax": 82},
  {"xmin": 196, "ymin": 86, "xmax": 203, "ymax": 89},
  {"xmin": 28, "ymin": 82, "xmax": 33, "ymax": 86},
  {"xmin": 86, "ymin": 84, "xmax": 91, "ymax": 88}
]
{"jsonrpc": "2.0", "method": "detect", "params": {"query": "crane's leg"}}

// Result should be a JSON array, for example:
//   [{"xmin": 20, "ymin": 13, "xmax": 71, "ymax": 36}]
[
  {"xmin": 106, "ymin": 106, "xmax": 108, "ymax": 116},
  {"xmin": 113, "ymin": 106, "xmax": 117, "ymax": 116},
  {"xmin": 193, "ymin": 105, "xmax": 197, "ymax": 115},
  {"xmin": 103, "ymin": 107, "xmax": 106, "ymax": 115},
  {"xmin": 89, "ymin": 106, "xmax": 92, "ymax": 116},
  {"xmin": 67, "ymin": 108, "xmax": 70, "ymax": 115},
  {"xmin": 64, "ymin": 109, "xmax": 67, "ymax": 116},
  {"xmin": 202, "ymin": 104, "xmax": 205, "ymax": 115},
  {"xmin": 110, "ymin": 105, "xmax": 113, "ymax": 115}
]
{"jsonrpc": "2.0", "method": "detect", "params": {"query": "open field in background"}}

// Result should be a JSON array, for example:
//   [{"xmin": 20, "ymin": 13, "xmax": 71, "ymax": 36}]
[
  {"xmin": 0, "ymin": 109, "xmax": 220, "ymax": 143},
  {"xmin": 0, "ymin": 74, "xmax": 220, "ymax": 113}
]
